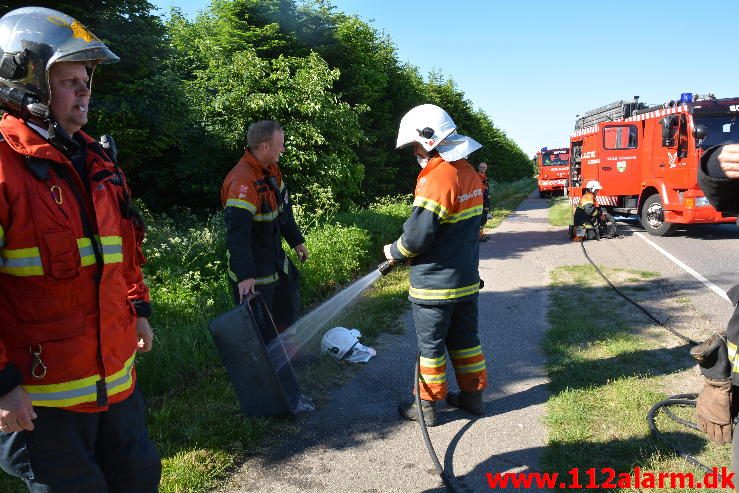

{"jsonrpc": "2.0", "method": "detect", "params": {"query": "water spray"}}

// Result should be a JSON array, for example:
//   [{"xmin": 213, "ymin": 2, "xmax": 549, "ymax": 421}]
[{"xmin": 276, "ymin": 259, "xmax": 399, "ymax": 365}]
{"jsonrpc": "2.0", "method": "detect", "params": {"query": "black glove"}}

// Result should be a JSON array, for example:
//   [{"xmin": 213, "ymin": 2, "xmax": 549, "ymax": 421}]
[{"xmin": 691, "ymin": 332, "xmax": 731, "ymax": 380}]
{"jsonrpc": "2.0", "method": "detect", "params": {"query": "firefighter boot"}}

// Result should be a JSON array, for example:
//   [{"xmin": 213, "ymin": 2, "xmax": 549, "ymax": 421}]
[
  {"xmin": 446, "ymin": 390, "xmax": 485, "ymax": 416},
  {"xmin": 398, "ymin": 398, "xmax": 438, "ymax": 426}
]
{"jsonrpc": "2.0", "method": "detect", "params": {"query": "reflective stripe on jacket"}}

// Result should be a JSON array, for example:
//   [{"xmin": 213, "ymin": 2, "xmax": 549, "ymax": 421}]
[
  {"xmin": 220, "ymin": 150, "xmax": 304, "ymax": 284},
  {"xmin": 390, "ymin": 155, "xmax": 483, "ymax": 304},
  {"xmin": 0, "ymin": 114, "xmax": 149, "ymax": 411}
]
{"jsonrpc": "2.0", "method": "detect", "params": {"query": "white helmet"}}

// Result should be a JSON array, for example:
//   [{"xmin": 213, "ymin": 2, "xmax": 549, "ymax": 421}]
[
  {"xmin": 396, "ymin": 104, "xmax": 457, "ymax": 152},
  {"xmin": 585, "ymin": 180, "xmax": 603, "ymax": 192},
  {"xmin": 321, "ymin": 327, "xmax": 376, "ymax": 363}
]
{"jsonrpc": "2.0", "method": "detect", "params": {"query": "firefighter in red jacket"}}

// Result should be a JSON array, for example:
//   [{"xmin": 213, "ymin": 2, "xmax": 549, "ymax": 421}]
[
  {"xmin": 384, "ymin": 104, "xmax": 488, "ymax": 425},
  {"xmin": 0, "ymin": 8, "xmax": 160, "ymax": 491},
  {"xmin": 221, "ymin": 120, "xmax": 308, "ymax": 332}
]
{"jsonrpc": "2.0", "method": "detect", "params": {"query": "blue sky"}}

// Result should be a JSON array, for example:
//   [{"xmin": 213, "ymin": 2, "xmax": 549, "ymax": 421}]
[{"xmin": 151, "ymin": 0, "xmax": 739, "ymax": 158}]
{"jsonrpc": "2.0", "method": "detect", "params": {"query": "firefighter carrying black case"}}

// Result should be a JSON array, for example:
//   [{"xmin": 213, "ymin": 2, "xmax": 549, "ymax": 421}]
[{"xmin": 208, "ymin": 293, "xmax": 303, "ymax": 417}]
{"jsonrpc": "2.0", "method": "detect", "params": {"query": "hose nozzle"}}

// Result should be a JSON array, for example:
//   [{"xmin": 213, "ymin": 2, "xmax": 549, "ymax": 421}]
[{"xmin": 377, "ymin": 259, "xmax": 396, "ymax": 276}]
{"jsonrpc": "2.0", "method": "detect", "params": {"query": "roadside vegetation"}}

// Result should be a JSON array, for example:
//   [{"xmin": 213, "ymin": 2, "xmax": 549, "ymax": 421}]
[
  {"xmin": 484, "ymin": 178, "xmax": 537, "ymax": 228},
  {"xmin": 548, "ymin": 196, "xmax": 573, "ymax": 226},
  {"xmin": 0, "ymin": 181, "xmax": 532, "ymax": 492},
  {"xmin": 543, "ymin": 265, "xmax": 730, "ymax": 491}
]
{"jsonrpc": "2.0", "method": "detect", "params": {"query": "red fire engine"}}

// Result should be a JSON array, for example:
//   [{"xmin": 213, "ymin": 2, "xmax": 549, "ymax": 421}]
[
  {"xmin": 536, "ymin": 147, "xmax": 570, "ymax": 197},
  {"xmin": 568, "ymin": 94, "xmax": 738, "ymax": 236}
]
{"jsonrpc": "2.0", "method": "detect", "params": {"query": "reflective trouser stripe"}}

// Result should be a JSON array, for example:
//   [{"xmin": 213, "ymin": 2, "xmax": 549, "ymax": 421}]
[
  {"xmin": 450, "ymin": 345, "xmax": 487, "ymax": 392},
  {"xmin": 25, "ymin": 353, "xmax": 136, "ymax": 408},
  {"xmin": 409, "ymin": 282, "xmax": 480, "ymax": 301},
  {"xmin": 418, "ymin": 355, "xmax": 446, "ymax": 400}
]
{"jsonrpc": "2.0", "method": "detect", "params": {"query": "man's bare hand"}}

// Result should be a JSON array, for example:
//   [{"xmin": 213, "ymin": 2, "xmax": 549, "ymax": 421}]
[
  {"xmin": 0, "ymin": 386, "xmax": 36, "ymax": 433},
  {"xmin": 136, "ymin": 317, "xmax": 154, "ymax": 353},
  {"xmin": 238, "ymin": 278, "xmax": 256, "ymax": 303},
  {"xmin": 718, "ymin": 144, "xmax": 739, "ymax": 179},
  {"xmin": 294, "ymin": 243, "xmax": 309, "ymax": 263}
]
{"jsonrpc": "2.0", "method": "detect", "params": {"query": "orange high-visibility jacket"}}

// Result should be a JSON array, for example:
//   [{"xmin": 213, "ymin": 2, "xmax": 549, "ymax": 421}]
[
  {"xmin": 221, "ymin": 150, "xmax": 304, "ymax": 285},
  {"xmin": 390, "ymin": 155, "xmax": 484, "ymax": 304},
  {"xmin": 0, "ymin": 114, "xmax": 149, "ymax": 412}
]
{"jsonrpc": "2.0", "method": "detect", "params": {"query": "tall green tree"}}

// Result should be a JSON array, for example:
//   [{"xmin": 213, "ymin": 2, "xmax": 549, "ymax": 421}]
[{"xmin": 164, "ymin": 1, "xmax": 364, "ymax": 209}]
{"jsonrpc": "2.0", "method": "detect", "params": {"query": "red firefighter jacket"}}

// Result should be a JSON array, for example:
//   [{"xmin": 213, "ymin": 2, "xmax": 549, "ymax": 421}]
[
  {"xmin": 0, "ymin": 114, "xmax": 150, "ymax": 412},
  {"xmin": 221, "ymin": 150, "xmax": 304, "ymax": 286},
  {"xmin": 389, "ymin": 155, "xmax": 483, "ymax": 304}
]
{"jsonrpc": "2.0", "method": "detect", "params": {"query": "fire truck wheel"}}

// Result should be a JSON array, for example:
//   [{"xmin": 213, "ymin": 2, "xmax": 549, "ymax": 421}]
[
  {"xmin": 539, "ymin": 190, "xmax": 548, "ymax": 198},
  {"xmin": 640, "ymin": 194, "xmax": 676, "ymax": 236}
]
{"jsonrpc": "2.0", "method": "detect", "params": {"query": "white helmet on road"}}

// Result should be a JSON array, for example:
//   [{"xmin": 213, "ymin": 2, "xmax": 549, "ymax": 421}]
[
  {"xmin": 396, "ymin": 104, "xmax": 457, "ymax": 152},
  {"xmin": 585, "ymin": 180, "xmax": 603, "ymax": 192},
  {"xmin": 321, "ymin": 327, "xmax": 376, "ymax": 363}
]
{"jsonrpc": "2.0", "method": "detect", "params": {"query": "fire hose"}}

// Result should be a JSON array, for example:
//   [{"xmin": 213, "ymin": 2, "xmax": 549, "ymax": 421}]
[
  {"xmin": 378, "ymin": 259, "xmax": 458, "ymax": 492},
  {"xmin": 579, "ymin": 240, "xmax": 715, "ymax": 472}
]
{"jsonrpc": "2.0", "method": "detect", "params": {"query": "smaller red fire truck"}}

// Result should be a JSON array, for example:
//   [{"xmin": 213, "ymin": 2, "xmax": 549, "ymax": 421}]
[
  {"xmin": 568, "ymin": 94, "xmax": 738, "ymax": 236},
  {"xmin": 536, "ymin": 147, "xmax": 570, "ymax": 197}
]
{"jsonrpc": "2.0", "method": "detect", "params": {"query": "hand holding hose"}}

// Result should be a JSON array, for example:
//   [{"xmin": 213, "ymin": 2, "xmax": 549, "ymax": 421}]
[{"xmin": 378, "ymin": 244, "xmax": 397, "ymax": 276}]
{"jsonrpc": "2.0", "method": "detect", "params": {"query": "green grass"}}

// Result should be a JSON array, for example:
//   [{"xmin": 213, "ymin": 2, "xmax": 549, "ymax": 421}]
[
  {"xmin": 0, "ymin": 182, "xmax": 533, "ymax": 492},
  {"xmin": 549, "ymin": 196, "xmax": 573, "ymax": 226},
  {"xmin": 543, "ymin": 265, "xmax": 730, "ymax": 491}
]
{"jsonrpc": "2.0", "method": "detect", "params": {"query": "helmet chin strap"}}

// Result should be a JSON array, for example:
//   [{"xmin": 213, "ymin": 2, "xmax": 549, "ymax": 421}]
[{"xmin": 47, "ymin": 118, "xmax": 80, "ymax": 156}]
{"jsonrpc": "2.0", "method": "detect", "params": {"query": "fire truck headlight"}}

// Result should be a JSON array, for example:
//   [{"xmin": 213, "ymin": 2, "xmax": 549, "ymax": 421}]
[{"xmin": 695, "ymin": 197, "xmax": 710, "ymax": 207}]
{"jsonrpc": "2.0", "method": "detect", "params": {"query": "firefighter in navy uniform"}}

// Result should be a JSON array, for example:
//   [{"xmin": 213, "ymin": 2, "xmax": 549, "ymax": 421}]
[
  {"xmin": 221, "ymin": 120, "xmax": 308, "ymax": 332},
  {"xmin": 573, "ymin": 180, "xmax": 616, "ymax": 239},
  {"xmin": 384, "ymin": 104, "xmax": 488, "ymax": 425},
  {"xmin": 0, "ymin": 7, "xmax": 160, "ymax": 492},
  {"xmin": 697, "ymin": 143, "xmax": 739, "ymax": 477}
]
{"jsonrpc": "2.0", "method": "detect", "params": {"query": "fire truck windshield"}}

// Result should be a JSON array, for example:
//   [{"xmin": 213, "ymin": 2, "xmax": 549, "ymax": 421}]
[
  {"xmin": 542, "ymin": 154, "xmax": 569, "ymax": 166},
  {"xmin": 694, "ymin": 116, "xmax": 738, "ymax": 148}
]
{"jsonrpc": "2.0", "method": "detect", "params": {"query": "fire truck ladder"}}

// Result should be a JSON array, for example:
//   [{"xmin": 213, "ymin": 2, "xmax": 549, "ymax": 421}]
[{"xmin": 574, "ymin": 99, "xmax": 646, "ymax": 130}]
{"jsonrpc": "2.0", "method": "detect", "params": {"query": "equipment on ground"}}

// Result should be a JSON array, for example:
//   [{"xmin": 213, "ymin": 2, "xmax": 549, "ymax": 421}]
[
  {"xmin": 535, "ymin": 147, "xmax": 570, "ymax": 198},
  {"xmin": 568, "ymin": 94, "xmax": 739, "ymax": 236},
  {"xmin": 209, "ymin": 293, "xmax": 311, "ymax": 417},
  {"xmin": 320, "ymin": 327, "xmax": 376, "ymax": 363}
]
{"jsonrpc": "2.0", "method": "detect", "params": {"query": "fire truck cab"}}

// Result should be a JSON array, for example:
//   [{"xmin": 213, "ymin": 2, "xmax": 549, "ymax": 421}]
[
  {"xmin": 536, "ymin": 147, "xmax": 570, "ymax": 198},
  {"xmin": 568, "ymin": 94, "xmax": 738, "ymax": 236}
]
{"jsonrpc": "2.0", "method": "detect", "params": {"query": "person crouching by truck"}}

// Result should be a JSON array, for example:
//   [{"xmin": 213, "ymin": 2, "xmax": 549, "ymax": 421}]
[
  {"xmin": 696, "ymin": 143, "xmax": 739, "ymax": 480},
  {"xmin": 382, "ymin": 104, "xmax": 488, "ymax": 426},
  {"xmin": 573, "ymin": 180, "xmax": 616, "ymax": 240}
]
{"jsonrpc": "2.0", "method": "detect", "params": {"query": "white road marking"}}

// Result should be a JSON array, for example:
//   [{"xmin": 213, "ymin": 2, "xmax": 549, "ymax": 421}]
[{"xmin": 635, "ymin": 232, "xmax": 731, "ymax": 304}]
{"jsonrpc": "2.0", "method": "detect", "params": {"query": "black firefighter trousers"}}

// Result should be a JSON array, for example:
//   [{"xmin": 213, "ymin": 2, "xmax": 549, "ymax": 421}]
[{"xmin": 0, "ymin": 387, "xmax": 161, "ymax": 493}]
